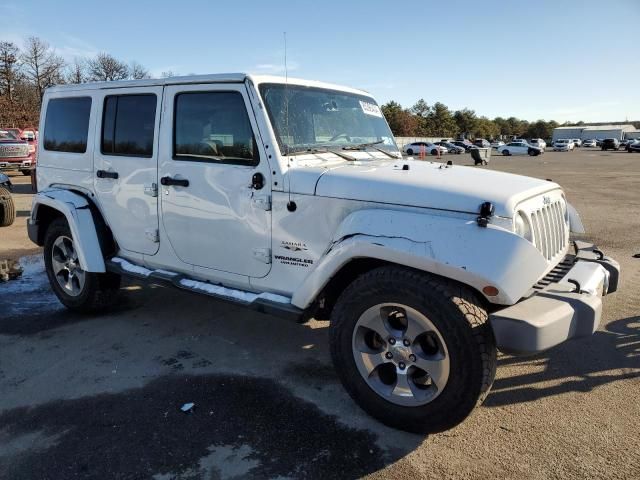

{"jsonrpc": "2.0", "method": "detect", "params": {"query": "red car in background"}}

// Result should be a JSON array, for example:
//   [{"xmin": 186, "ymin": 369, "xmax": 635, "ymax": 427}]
[{"xmin": 0, "ymin": 128, "xmax": 37, "ymax": 176}]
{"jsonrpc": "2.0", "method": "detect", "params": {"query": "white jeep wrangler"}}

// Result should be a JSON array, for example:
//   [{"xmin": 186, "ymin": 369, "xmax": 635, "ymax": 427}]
[{"xmin": 28, "ymin": 74, "xmax": 619, "ymax": 433}]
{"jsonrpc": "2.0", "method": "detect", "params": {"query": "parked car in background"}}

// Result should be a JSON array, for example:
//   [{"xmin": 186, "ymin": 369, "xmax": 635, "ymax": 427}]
[
  {"xmin": 595, "ymin": 138, "xmax": 604, "ymax": 147},
  {"xmin": 19, "ymin": 127, "xmax": 38, "ymax": 158},
  {"xmin": 627, "ymin": 139, "xmax": 640, "ymax": 153},
  {"xmin": 528, "ymin": 138, "xmax": 547, "ymax": 150},
  {"xmin": 490, "ymin": 140, "xmax": 505, "ymax": 148},
  {"xmin": 435, "ymin": 141, "xmax": 464, "ymax": 154},
  {"xmin": 473, "ymin": 139, "xmax": 491, "ymax": 148},
  {"xmin": 553, "ymin": 139, "xmax": 574, "ymax": 151},
  {"xmin": 497, "ymin": 142, "xmax": 543, "ymax": 156},
  {"xmin": 572, "ymin": 139, "xmax": 582, "ymax": 147},
  {"xmin": 619, "ymin": 139, "xmax": 634, "ymax": 150},
  {"xmin": 0, "ymin": 129, "xmax": 37, "ymax": 175},
  {"xmin": 451, "ymin": 140, "xmax": 475, "ymax": 151},
  {"xmin": 582, "ymin": 139, "xmax": 597, "ymax": 147},
  {"xmin": 403, "ymin": 142, "xmax": 447, "ymax": 156},
  {"xmin": 601, "ymin": 138, "xmax": 620, "ymax": 151}
]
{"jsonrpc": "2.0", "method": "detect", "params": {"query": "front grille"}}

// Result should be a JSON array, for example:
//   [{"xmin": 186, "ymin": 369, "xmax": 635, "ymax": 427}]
[
  {"xmin": 530, "ymin": 200, "xmax": 568, "ymax": 260},
  {"xmin": 0, "ymin": 144, "xmax": 29, "ymax": 158}
]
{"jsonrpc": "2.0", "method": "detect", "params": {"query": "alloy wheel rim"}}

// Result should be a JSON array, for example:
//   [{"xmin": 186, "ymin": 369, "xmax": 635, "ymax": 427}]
[
  {"xmin": 352, "ymin": 303, "xmax": 450, "ymax": 407},
  {"xmin": 51, "ymin": 235, "xmax": 85, "ymax": 296}
]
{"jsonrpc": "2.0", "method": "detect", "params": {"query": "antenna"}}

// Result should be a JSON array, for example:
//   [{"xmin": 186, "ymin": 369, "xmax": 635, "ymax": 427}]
[
  {"xmin": 284, "ymin": 31, "xmax": 293, "ymax": 207},
  {"xmin": 284, "ymin": 31, "xmax": 290, "ymax": 159}
]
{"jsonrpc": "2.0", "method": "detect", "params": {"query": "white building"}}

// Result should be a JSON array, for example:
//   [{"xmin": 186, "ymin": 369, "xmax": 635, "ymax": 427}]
[{"xmin": 552, "ymin": 124, "xmax": 636, "ymax": 142}]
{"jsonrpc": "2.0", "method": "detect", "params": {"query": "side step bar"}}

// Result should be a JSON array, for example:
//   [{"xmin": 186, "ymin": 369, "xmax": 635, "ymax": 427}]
[{"xmin": 105, "ymin": 257, "xmax": 304, "ymax": 322}]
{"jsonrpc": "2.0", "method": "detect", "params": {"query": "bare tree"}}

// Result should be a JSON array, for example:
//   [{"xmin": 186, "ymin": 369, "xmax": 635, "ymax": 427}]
[
  {"xmin": 66, "ymin": 57, "xmax": 87, "ymax": 84},
  {"xmin": 87, "ymin": 53, "xmax": 129, "ymax": 81},
  {"xmin": 129, "ymin": 61, "xmax": 150, "ymax": 79},
  {"xmin": 160, "ymin": 70, "xmax": 176, "ymax": 78},
  {"xmin": 21, "ymin": 36, "xmax": 66, "ymax": 101},
  {"xmin": 0, "ymin": 41, "xmax": 21, "ymax": 101}
]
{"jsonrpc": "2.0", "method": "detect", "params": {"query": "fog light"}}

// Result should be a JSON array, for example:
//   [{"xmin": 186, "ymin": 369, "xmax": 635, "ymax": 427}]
[{"xmin": 482, "ymin": 286, "xmax": 499, "ymax": 297}]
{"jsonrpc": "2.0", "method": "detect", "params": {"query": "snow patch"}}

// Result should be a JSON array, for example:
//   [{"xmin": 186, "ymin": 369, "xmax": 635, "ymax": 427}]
[
  {"xmin": 179, "ymin": 279, "xmax": 290, "ymax": 304},
  {"xmin": 0, "ymin": 255, "xmax": 61, "ymax": 315},
  {"xmin": 111, "ymin": 257, "xmax": 153, "ymax": 277}
]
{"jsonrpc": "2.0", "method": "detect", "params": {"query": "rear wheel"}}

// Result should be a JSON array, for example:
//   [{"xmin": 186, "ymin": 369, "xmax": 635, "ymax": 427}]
[
  {"xmin": 0, "ymin": 187, "xmax": 16, "ymax": 227},
  {"xmin": 329, "ymin": 266, "xmax": 497, "ymax": 433},
  {"xmin": 430, "ymin": 149, "xmax": 438, "ymax": 156},
  {"xmin": 44, "ymin": 218, "xmax": 121, "ymax": 312},
  {"xmin": 406, "ymin": 149, "xmax": 414, "ymax": 155}
]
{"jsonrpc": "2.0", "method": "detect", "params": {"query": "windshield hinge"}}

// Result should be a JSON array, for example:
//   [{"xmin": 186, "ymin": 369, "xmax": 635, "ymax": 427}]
[{"xmin": 253, "ymin": 248, "xmax": 271, "ymax": 264}]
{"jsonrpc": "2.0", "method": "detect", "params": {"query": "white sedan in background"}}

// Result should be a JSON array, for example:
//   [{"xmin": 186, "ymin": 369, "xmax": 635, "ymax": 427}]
[
  {"xmin": 497, "ymin": 141, "xmax": 543, "ymax": 156},
  {"xmin": 490, "ymin": 140, "xmax": 505, "ymax": 148},
  {"xmin": 403, "ymin": 142, "xmax": 448, "ymax": 156},
  {"xmin": 553, "ymin": 139, "xmax": 575, "ymax": 151},
  {"xmin": 582, "ymin": 139, "xmax": 597, "ymax": 147}
]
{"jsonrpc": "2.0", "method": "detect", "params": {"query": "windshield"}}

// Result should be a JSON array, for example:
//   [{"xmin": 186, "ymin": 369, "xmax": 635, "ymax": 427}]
[
  {"xmin": 259, "ymin": 83, "xmax": 398, "ymax": 156},
  {"xmin": 0, "ymin": 130, "xmax": 18, "ymax": 140}
]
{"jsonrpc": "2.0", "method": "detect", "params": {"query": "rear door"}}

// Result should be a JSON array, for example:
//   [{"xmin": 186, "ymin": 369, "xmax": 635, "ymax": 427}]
[
  {"xmin": 93, "ymin": 87, "xmax": 162, "ymax": 255},
  {"xmin": 158, "ymin": 83, "xmax": 272, "ymax": 278}
]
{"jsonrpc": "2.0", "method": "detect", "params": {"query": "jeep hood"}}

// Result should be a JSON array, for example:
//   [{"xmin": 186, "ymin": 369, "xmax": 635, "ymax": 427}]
[{"xmin": 288, "ymin": 159, "xmax": 560, "ymax": 217}]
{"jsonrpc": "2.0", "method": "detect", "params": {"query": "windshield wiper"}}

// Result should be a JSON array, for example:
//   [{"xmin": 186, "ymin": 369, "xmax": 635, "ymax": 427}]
[
  {"xmin": 286, "ymin": 146, "xmax": 357, "ymax": 162},
  {"xmin": 342, "ymin": 140, "xmax": 400, "ymax": 159}
]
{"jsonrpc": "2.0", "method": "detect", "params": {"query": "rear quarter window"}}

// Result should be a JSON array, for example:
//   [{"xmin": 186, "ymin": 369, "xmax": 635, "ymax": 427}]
[{"xmin": 43, "ymin": 97, "xmax": 92, "ymax": 153}]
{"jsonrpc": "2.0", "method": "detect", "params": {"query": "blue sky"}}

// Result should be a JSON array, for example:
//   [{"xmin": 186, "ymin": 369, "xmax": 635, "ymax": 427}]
[{"xmin": 2, "ymin": 0, "xmax": 638, "ymax": 122}]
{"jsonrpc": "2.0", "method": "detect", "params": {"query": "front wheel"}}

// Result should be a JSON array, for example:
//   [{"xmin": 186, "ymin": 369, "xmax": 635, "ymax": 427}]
[
  {"xmin": 44, "ymin": 218, "xmax": 121, "ymax": 312},
  {"xmin": 329, "ymin": 266, "xmax": 497, "ymax": 433},
  {"xmin": 406, "ymin": 149, "xmax": 414, "ymax": 155},
  {"xmin": 502, "ymin": 149, "xmax": 510, "ymax": 156}
]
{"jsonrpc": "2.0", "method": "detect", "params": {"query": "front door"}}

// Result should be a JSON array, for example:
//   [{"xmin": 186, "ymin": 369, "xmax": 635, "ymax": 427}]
[
  {"xmin": 94, "ymin": 87, "xmax": 162, "ymax": 255},
  {"xmin": 158, "ymin": 83, "xmax": 272, "ymax": 278}
]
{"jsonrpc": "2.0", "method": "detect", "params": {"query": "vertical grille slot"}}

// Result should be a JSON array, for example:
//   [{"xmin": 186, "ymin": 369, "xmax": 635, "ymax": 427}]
[{"xmin": 529, "ymin": 200, "xmax": 567, "ymax": 261}]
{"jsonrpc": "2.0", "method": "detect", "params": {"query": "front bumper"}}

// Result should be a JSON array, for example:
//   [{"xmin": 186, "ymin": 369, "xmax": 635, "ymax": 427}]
[
  {"xmin": 0, "ymin": 158, "xmax": 34, "ymax": 171},
  {"xmin": 489, "ymin": 241, "xmax": 620, "ymax": 355}
]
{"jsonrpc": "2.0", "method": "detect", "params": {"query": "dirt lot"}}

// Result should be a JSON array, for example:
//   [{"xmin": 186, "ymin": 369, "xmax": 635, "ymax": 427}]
[{"xmin": 0, "ymin": 149, "xmax": 639, "ymax": 480}]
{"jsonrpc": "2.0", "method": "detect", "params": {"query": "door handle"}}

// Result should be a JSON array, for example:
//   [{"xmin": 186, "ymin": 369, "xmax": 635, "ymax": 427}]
[
  {"xmin": 160, "ymin": 176, "xmax": 189, "ymax": 187},
  {"xmin": 96, "ymin": 169, "xmax": 119, "ymax": 179}
]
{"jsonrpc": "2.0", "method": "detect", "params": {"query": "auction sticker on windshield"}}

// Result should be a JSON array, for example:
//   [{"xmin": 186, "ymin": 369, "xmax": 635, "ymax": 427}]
[{"xmin": 359, "ymin": 100, "xmax": 383, "ymax": 117}]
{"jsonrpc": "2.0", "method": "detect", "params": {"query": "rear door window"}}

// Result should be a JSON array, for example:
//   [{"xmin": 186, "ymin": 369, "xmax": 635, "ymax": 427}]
[
  {"xmin": 43, "ymin": 97, "xmax": 92, "ymax": 153},
  {"xmin": 101, "ymin": 94, "xmax": 157, "ymax": 157}
]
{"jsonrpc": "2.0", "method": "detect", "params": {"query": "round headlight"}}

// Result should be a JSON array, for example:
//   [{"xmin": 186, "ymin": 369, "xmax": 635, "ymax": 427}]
[{"xmin": 514, "ymin": 211, "xmax": 533, "ymax": 242}]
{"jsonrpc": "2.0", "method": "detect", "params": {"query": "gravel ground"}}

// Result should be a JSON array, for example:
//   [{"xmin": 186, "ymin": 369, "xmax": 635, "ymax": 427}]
[{"xmin": 0, "ymin": 149, "xmax": 638, "ymax": 479}]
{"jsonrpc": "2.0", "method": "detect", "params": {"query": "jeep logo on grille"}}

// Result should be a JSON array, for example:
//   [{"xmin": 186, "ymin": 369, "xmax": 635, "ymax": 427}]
[{"xmin": 542, "ymin": 196, "xmax": 551, "ymax": 205}]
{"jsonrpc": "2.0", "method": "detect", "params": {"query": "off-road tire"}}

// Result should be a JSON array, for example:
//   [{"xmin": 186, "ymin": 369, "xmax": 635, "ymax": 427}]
[
  {"xmin": 0, "ymin": 187, "xmax": 15, "ymax": 227},
  {"xmin": 44, "ymin": 217, "xmax": 121, "ymax": 312},
  {"xmin": 329, "ymin": 266, "xmax": 497, "ymax": 433}
]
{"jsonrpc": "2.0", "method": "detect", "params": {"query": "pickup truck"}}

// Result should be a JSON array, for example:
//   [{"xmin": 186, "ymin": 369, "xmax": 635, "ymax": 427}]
[
  {"xmin": 27, "ymin": 74, "xmax": 619, "ymax": 433},
  {"xmin": 0, "ymin": 128, "xmax": 36, "ymax": 175}
]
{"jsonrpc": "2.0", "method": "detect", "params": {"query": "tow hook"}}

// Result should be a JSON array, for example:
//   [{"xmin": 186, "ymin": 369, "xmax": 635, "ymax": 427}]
[{"xmin": 477, "ymin": 202, "xmax": 494, "ymax": 227}]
